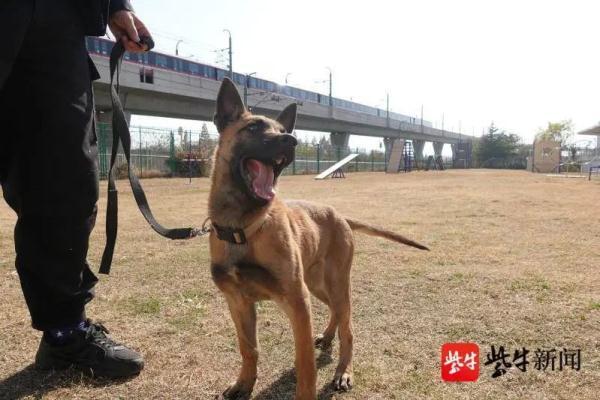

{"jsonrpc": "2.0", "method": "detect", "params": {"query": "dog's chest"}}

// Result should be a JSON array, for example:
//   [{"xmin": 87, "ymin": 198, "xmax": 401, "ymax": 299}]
[{"xmin": 210, "ymin": 243, "xmax": 283, "ymax": 300}]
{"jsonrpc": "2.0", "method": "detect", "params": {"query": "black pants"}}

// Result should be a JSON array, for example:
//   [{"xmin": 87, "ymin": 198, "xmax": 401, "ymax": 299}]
[{"xmin": 0, "ymin": 0, "xmax": 100, "ymax": 330}]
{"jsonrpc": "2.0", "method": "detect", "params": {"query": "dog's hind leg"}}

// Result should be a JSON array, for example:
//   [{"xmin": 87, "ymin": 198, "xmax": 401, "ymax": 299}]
[
  {"xmin": 219, "ymin": 296, "xmax": 258, "ymax": 400},
  {"xmin": 314, "ymin": 308, "xmax": 337, "ymax": 350},
  {"xmin": 326, "ymin": 253, "xmax": 354, "ymax": 392},
  {"xmin": 306, "ymin": 261, "xmax": 338, "ymax": 349},
  {"xmin": 332, "ymin": 288, "xmax": 353, "ymax": 391}
]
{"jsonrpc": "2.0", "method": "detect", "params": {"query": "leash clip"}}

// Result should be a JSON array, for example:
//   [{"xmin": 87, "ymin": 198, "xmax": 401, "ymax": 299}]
[{"xmin": 189, "ymin": 217, "xmax": 213, "ymax": 238}]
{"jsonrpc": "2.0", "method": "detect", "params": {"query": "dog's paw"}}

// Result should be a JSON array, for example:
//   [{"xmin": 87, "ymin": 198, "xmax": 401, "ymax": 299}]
[
  {"xmin": 332, "ymin": 372, "xmax": 353, "ymax": 392},
  {"xmin": 215, "ymin": 382, "xmax": 252, "ymax": 400},
  {"xmin": 314, "ymin": 334, "xmax": 333, "ymax": 349}
]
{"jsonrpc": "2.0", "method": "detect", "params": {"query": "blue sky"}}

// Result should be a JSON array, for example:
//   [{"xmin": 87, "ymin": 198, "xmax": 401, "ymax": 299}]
[{"xmin": 129, "ymin": 0, "xmax": 600, "ymax": 151}]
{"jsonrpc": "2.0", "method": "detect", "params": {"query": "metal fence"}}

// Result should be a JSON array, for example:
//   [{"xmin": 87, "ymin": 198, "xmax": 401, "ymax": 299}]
[{"xmin": 97, "ymin": 123, "xmax": 395, "ymax": 179}]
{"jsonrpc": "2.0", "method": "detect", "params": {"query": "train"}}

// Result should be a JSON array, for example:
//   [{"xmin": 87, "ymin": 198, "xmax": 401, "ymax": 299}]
[{"xmin": 86, "ymin": 37, "xmax": 431, "ymax": 127}]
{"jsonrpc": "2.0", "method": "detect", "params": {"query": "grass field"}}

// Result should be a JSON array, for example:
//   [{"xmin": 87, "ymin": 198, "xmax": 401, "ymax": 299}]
[{"xmin": 1, "ymin": 170, "xmax": 599, "ymax": 399}]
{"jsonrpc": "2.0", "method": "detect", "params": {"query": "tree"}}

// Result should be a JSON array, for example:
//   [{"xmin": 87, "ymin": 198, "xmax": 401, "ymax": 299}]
[
  {"xmin": 536, "ymin": 120, "xmax": 574, "ymax": 145},
  {"xmin": 474, "ymin": 122, "xmax": 523, "ymax": 168},
  {"xmin": 198, "ymin": 123, "xmax": 213, "ymax": 159}
]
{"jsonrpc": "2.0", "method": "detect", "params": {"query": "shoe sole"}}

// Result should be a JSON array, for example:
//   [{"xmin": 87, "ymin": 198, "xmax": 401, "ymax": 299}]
[{"xmin": 35, "ymin": 358, "xmax": 144, "ymax": 379}]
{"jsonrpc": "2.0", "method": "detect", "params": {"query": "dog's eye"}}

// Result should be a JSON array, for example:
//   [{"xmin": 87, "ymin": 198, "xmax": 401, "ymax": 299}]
[{"xmin": 246, "ymin": 124, "xmax": 259, "ymax": 134}]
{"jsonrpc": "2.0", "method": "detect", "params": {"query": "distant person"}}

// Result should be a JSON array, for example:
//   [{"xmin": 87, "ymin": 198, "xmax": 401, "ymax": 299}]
[{"xmin": 0, "ymin": 0, "xmax": 151, "ymax": 378}]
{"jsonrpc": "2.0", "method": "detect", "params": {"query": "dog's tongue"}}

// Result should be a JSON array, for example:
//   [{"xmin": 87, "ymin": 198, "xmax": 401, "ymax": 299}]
[{"xmin": 246, "ymin": 159, "xmax": 275, "ymax": 201}]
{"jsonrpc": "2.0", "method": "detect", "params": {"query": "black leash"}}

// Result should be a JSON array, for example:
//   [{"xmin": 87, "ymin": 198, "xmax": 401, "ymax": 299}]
[{"xmin": 99, "ymin": 37, "xmax": 208, "ymax": 275}]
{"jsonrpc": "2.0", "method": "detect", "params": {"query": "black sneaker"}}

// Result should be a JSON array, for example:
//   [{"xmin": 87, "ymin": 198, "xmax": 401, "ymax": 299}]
[{"xmin": 35, "ymin": 320, "xmax": 144, "ymax": 378}]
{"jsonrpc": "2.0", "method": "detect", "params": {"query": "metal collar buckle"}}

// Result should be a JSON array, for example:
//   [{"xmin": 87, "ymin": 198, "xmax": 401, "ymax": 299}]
[{"xmin": 213, "ymin": 224, "xmax": 247, "ymax": 245}]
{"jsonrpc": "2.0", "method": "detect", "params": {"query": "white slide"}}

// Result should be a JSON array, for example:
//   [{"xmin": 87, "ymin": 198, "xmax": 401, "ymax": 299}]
[{"xmin": 314, "ymin": 153, "xmax": 359, "ymax": 180}]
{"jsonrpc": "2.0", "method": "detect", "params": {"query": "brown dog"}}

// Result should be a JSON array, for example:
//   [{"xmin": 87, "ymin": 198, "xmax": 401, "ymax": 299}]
[{"xmin": 208, "ymin": 78, "xmax": 428, "ymax": 400}]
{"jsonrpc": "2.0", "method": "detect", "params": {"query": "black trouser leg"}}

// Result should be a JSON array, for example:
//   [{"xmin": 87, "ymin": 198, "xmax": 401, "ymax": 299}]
[{"xmin": 0, "ymin": 0, "xmax": 100, "ymax": 331}]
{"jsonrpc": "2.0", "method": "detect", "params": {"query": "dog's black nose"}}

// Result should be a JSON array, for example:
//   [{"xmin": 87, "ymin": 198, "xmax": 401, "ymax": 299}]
[{"xmin": 279, "ymin": 134, "xmax": 298, "ymax": 147}]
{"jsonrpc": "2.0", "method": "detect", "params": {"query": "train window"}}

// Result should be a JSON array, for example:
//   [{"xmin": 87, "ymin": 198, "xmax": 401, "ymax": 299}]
[
  {"xmin": 180, "ymin": 61, "xmax": 189, "ymax": 73},
  {"xmin": 156, "ymin": 54, "xmax": 168, "ymax": 67},
  {"xmin": 234, "ymin": 73, "xmax": 245, "ymax": 85}
]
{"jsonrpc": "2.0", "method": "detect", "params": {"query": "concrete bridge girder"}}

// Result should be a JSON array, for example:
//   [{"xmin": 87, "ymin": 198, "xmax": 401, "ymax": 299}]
[{"xmin": 90, "ymin": 55, "xmax": 471, "ymax": 147}]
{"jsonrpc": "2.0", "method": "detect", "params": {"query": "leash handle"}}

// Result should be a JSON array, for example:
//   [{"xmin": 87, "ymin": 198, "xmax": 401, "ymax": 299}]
[{"xmin": 99, "ymin": 37, "xmax": 199, "ymax": 275}]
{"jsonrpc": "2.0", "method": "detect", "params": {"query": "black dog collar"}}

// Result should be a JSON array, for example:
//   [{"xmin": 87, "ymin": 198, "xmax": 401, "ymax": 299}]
[
  {"xmin": 212, "ymin": 223, "xmax": 247, "ymax": 244},
  {"xmin": 211, "ymin": 215, "xmax": 268, "ymax": 245}
]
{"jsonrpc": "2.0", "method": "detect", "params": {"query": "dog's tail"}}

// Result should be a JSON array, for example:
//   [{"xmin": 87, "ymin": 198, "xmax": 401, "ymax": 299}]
[{"xmin": 345, "ymin": 218, "xmax": 429, "ymax": 251}]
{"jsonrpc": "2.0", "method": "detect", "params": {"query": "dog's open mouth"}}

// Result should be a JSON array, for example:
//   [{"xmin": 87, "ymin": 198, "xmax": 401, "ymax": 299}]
[{"xmin": 242, "ymin": 156, "xmax": 287, "ymax": 201}]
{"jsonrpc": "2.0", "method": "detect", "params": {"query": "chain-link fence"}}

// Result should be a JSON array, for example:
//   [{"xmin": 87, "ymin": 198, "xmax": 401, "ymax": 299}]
[{"xmin": 97, "ymin": 123, "xmax": 393, "ymax": 179}]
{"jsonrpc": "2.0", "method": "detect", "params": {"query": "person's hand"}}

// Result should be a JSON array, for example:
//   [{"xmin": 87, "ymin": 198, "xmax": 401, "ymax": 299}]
[{"xmin": 109, "ymin": 11, "xmax": 151, "ymax": 53}]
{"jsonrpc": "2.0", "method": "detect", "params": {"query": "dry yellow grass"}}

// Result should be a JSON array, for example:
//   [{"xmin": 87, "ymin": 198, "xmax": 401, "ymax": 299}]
[{"xmin": 0, "ymin": 170, "xmax": 599, "ymax": 399}]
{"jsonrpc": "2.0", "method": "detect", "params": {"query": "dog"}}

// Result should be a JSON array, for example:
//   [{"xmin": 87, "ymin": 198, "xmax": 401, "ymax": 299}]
[{"xmin": 208, "ymin": 78, "xmax": 429, "ymax": 400}]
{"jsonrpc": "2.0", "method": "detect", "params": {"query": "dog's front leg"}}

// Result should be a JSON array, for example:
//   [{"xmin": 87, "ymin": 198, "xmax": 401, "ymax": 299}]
[
  {"xmin": 220, "ymin": 296, "xmax": 258, "ymax": 400},
  {"xmin": 279, "ymin": 282, "xmax": 317, "ymax": 400}
]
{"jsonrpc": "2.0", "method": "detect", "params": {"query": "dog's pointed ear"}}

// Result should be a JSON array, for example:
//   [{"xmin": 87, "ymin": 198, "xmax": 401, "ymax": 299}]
[
  {"xmin": 276, "ymin": 103, "xmax": 297, "ymax": 133},
  {"xmin": 214, "ymin": 78, "xmax": 246, "ymax": 132}
]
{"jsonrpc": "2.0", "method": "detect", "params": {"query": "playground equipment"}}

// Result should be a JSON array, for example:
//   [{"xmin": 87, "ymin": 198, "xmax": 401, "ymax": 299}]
[
  {"xmin": 582, "ymin": 158, "xmax": 600, "ymax": 174},
  {"xmin": 589, "ymin": 166, "xmax": 600, "ymax": 181},
  {"xmin": 403, "ymin": 141, "xmax": 414, "ymax": 172},
  {"xmin": 314, "ymin": 153, "xmax": 359, "ymax": 180},
  {"xmin": 530, "ymin": 138, "xmax": 560, "ymax": 173},
  {"xmin": 385, "ymin": 139, "xmax": 414, "ymax": 173},
  {"xmin": 425, "ymin": 155, "xmax": 445, "ymax": 171}
]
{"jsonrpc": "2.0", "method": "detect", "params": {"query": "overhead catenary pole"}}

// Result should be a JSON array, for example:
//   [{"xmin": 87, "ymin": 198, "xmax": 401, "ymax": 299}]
[
  {"xmin": 326, "ymin": 67, "xmax": 333, "ymax": 106},
  {"xmin": 386, "ymin": 92, "xmax": 390, "ymax": 125},
  {"xmin": 223, "ymin": 29, "xmax": 232, "ymax": 78},
  {"xmin": 420, "ymin": 104, "xmax": 424, "ymax": 134},
  {"xmin": 441, "ymin": 113, "xmax": 445, "ymax": 136},
  {"xmin": 244, "ymin": 72, "xmax": 256, "ymax": 106}
]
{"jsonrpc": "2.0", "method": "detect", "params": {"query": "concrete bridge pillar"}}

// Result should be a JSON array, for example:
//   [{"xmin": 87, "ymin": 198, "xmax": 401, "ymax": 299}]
[
  {"xmin": 433, "ymin": 141, "xmax": 445, "ymax": 157},
  {"xmin": 383, "ymin": 137, "xmax": 394, "ymax": 155},
  {"xmin": 412, "ymin": 139, "xmax": 425, "ymax": 168},
  {"xmin": 451, "ymin": 143, "xmax": 457, "ymax": 164},
  {"xmin": 330, "ymin": 132, "xmax": 350, "ymax": 148}
]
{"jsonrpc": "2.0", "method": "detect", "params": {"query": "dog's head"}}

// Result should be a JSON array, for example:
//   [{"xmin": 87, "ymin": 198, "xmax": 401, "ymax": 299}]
[{"xmin": 213, "ymin": 78, "xmax": 298, "ymax": 207}]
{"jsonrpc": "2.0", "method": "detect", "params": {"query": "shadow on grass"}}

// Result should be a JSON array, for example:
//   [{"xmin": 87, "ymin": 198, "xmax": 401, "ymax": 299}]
[
  {"xmin": 253, "ymin": 348, "xmax": 343, "ymax": 400},
  {"xmin": 0, "ymin": 364, "xmax": 136, "ymax": 400}
]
